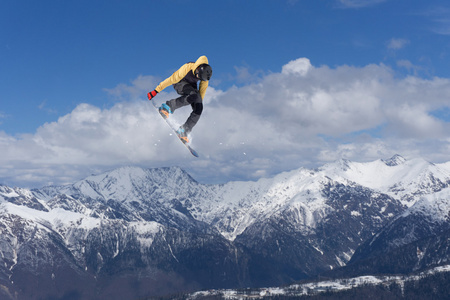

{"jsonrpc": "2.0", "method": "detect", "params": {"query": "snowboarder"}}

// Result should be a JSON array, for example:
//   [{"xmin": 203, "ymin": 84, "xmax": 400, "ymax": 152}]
[{"xmin": 147, "ymin": 55, "xmax": 212, "ymax": 144}]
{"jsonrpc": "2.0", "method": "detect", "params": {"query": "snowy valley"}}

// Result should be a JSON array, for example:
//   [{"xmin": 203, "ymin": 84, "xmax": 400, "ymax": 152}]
[{"xmin": 0, "ymin": 155, "xmax": 449, "ymax": 299}]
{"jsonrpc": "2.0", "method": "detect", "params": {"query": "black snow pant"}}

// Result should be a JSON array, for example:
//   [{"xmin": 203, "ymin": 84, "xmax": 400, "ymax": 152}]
[{"xmin": 165, "ymin": 80, "xmax": 203, "ymax": 134}]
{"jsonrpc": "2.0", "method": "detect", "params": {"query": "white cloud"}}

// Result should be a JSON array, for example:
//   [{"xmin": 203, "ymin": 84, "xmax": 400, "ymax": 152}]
[
  {"xmin": 233, "ymin": 65, "xmax": 265, "ymax": 84},
  {"xmin": 0, "ymin": 112, "xmax": 5, "ymax": 125},
  {"xmin": 103, "ymin": 75, "xmax": 160, "ymax": 100},
  {"xmin": 386, "ymin": 103, "xmax": 446, "ymax": 138},
  {"xmin": 337, "ymin": 0, "xmax": 387, "ymax": 9},
  {"xmin": 387, "ymin": 38, "xmax": 409, "ymax": 50},
  {"xmin": 1, "ymin": 58, "xmax": 450, "ymax": 188},
  {"xmin": 420, "ymin": 6, "xmax": 450, "ymax": 35},
  {"xmin": 281, "ymin": 58, "xmax": 312, "ymax": 76},
  {"xmin": 38, "ymin": 100, "xmax": 58, "ymax": 114},
  {"xmin": 397, "ymin": 59, "xmax": 418, "ymax": 70}
]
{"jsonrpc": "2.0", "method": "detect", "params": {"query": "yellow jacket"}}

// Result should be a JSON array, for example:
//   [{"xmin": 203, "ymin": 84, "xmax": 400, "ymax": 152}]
[{"xmin": 155, "ymin": 56, "xmax": 209, "ymax": 100}]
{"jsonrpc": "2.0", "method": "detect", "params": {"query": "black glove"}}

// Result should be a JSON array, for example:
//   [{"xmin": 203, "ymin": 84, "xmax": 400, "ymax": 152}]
[{"xmin": 147, "ymin": 90, "xmax": 158, "ymax": 100}]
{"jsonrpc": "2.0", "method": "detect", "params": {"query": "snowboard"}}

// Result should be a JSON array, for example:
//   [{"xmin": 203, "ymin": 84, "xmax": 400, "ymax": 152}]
[{"xmin": 151, "ymin": 100, "xmax": 199, "ymax": 157}]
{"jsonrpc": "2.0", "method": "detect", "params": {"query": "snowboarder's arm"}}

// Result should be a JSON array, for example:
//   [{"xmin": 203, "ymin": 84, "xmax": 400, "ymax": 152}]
[{"xmin": 155, "ymin": 63, "xmax": 194, "ymax": 93}]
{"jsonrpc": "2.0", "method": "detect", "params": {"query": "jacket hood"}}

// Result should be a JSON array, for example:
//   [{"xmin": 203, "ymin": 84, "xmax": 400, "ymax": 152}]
[{"xmin": 193, "ymin": 55, "xmax": 209, "ymax": 70}]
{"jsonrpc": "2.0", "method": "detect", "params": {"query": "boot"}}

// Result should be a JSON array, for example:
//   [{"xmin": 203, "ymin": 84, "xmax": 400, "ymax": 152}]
[
  {"xmin": 158, "ymin": 103, "xmax": 172, "ymax": 119},
  {"xmin": 176, "ymin": 126, "xmax": 189, "ymax": 144}
]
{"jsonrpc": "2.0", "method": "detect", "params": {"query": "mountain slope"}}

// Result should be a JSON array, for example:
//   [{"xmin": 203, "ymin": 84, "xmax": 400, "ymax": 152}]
[{"xmin": 340, "ymin": 188, "xmax": 450, "ymax": 277}]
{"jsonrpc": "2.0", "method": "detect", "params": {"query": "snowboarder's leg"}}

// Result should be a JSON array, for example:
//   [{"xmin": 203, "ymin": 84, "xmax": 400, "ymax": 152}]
[
  {"xmin": 159, "ymin": 81, "xmax": 194, "ymax": 119},
  {"xmin": 166, "ymin": 81, "xmax": 203, "ymax": 134},
  {"xmin": 176, "ymin": 99, "xmax": 202, "ymax": 143},
  {"xmin": 165, "ymin": 81, "xmax": 197, "ymax": 112},
  {"xmin": 183, "ymin": 102, "xmax": 203, "ymax": 133}
]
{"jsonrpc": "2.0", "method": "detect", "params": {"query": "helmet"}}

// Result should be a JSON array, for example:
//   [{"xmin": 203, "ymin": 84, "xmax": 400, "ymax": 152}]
[{"xmin": 195, "ymin": 64, "xmax": 212, "ymax": 81}]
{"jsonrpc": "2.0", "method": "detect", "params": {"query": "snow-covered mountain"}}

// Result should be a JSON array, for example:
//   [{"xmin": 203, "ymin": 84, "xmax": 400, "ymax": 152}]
[
  {"xmin": 0, "ymin": 155, "xmax": 449, "ymax": 299},
  {"xmin": 343, "ymin": 188, "xmax": 450, "ymax": 277},
  {"xmin": 318, "ymin": 154, "xmax": 450, "ymax": 206}
]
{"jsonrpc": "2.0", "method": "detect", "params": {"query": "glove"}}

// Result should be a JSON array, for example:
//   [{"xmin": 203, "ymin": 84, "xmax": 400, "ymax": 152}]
[{"xmin": 147, "ymin": 90, "xmax": 158, "ymax": 100}]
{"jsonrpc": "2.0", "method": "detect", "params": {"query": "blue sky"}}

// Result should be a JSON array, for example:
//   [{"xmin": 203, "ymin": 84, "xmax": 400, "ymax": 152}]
[{"xmin": 1, "ymin": 0, "xmax": 450, "ymax": 187}]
